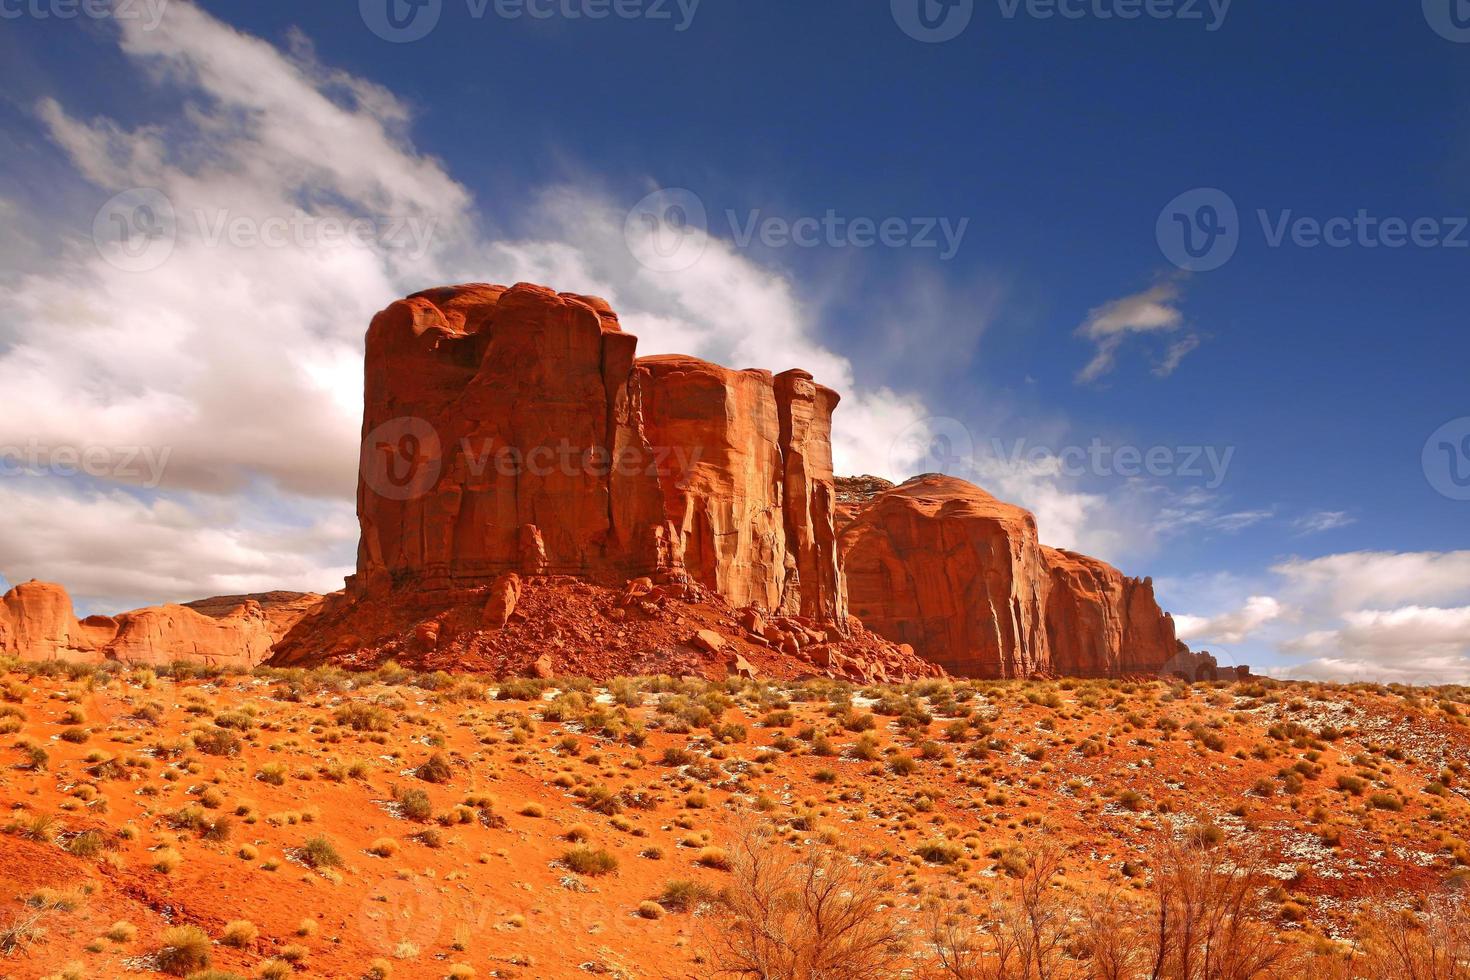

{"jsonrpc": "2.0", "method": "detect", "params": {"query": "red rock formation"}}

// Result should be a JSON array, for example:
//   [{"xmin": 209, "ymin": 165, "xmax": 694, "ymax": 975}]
[
  {"xmin": 0, "ymin": 581, "xmax": 115, "ymax": 663},
  {"xmin": 351, "ymin": 283, "xmax": 848, "ymax": 625},
  {"xmin": 839, "ymin": 475, "xmax": 1051, "ymax": 678},
  {"xmin": 1040, "ymin": 548, "xmax": 1179, "ymax": 677},
  {"xmin": 0, "ymin": 580, "xmax": 307, "ymax": 669},
  {"xmin": 839, "ymin": 474, "xmax": 1183, "ymax": 679}
]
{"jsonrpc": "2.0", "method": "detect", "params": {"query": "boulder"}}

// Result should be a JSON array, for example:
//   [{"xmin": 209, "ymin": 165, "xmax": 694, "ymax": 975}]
[
  {"xmin": 691, "ymin": 629, "xmax": 725, "ymax": 654},
  {"xmin": 482, "ymin": 572, "xmax": 522, "ymax": 629}
]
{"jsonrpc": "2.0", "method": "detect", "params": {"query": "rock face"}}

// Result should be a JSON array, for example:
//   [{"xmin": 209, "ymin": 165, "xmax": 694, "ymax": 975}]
[
  {"xmin": 839, "ymin": 474, "xmax": 1183, "ymax": 679},
  {"xmin": 0, "ymin": 580, "xmax": 300, "ymax": 669},
  {"xmin": 839, "ymin": 475, "xmax": 1051, "ymax": 678},
  {"xmin": 352, "ymin": 283, "xmax": 847, "ymax": 624}
]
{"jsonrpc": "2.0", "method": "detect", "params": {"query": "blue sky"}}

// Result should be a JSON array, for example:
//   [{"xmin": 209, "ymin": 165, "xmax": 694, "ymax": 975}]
[{"xmin": 1, "ymin": 0, "xmax": 1468, "ymax": 680}]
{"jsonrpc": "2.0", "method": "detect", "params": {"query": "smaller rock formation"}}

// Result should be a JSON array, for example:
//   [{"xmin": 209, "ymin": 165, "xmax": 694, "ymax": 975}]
[
  {"xmin": 839, "ymin": 475, "xmax": 1050, "ymax": 678},
  {"xmin": 1, "ymin": 580, "xmax": 320, "ymax": 669},
  {"xmin": 839, "ymin": 474, "xmax": 1186, "ymax": 679}
]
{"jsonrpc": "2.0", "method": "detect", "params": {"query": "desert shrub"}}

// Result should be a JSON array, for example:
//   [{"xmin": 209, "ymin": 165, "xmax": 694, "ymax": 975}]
[
  {"xmin": 255, "ymin": 762, "xmax": 286, "ymax": 786},
  {"xmin": 335, "ymin": 702, "xmax": 391, "ymax": 732},
  {"xmin": 301, "ymin": 835, "xmax": 343, "ymax": 869},
  {"xmin": 917, "ymin": 840, "xmax": 964, "ymax": 865},
  {"xmin": 562, "ymin": 846, "xmax": 619, "ymax": 876},
  {"xmin": 156, "ymin": 925, "xmax": 211, "ymax": 976},
  {"xmin": 192, "ymin": 728, "xmax": 241, "ymax": 757},
  {"xmin": 415, "ymin": 752, "xmax": 453, "ymax": 783},
  {"xmin": 394, "ymin": 786, "xmax": 433, "ymax": 821},
  {"xmin": 220, "ymin": 920, "xmax": 258, "ymax": 947},
  {"xmin": 64, "ymin": 830, "xmax": 106, "ymax": 858},
  {"xmin": 659, "ymin": 879, "xmax": 718, "ymax": 912}
]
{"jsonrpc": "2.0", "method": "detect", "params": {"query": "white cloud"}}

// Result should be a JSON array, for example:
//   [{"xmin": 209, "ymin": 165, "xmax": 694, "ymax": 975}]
[
  {"xmin": 1172, "ymin": 550, "xmax": 1470, "ymax": 683},
  {"xmin": 0, "ymin": 478, "xmax": 355, "ymax": 615},
  {"xmin": 1075, "ymin": 278, "xmax": 1199, "ymax": 383},
  {"xmin": 1273, "ymin": 550, "xmax": 1470, "ymax": 614},
  {"xmin": 1151, "ymin": 488, "xmax": 1274, "ymax": 537},
  {"xmin": 1174, "ymin": 595, "xmax": 1283, "ymax": 645},
  {"xmin": 1292, "ymin": 510, "xmax": 1356, "ymax": 535}
]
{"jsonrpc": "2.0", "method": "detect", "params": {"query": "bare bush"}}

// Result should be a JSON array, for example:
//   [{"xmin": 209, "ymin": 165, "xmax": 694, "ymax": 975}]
[
  {"xmin": 928, "ymin": 844, "xmax": 1079, "ymax": 980},
  {"xmin": 927, "ymin": 833, "xmax": 1306, "ymax": 980},
  {"xmin": 701, "ymin": 822, "xmax": 910, "ymax": 979},
  {"xmin": 1352, "ymin": 896, "xmax": 1470, "ymax": 980}
]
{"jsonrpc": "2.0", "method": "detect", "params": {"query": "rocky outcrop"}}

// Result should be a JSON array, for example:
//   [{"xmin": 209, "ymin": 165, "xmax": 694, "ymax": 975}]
[
  {"xmin": 0, "ymin": 581, "xmax": 117, "ymax": 663},
  {"xmin": 1040, "ymin": 547, "xmax": 1179, "ymax": 677},
  {"xmin": 839, "ymin": 474, "xmax": 1185, "ymax": 679},
  {"xmin": 839, "ymin": 475, "xmax": 1051, "ymax": 677},
  {"xmin": 352, "ymin": 283, "xmax": 848, "ymax": 624},
  {"xmin": 0, "ymin": 580, "xmax": 299, "ymax": 669}
]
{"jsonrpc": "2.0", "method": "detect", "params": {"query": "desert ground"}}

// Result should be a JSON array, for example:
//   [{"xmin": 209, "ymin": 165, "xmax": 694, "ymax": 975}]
[{"xmin": 4, "ymin": 659, "xmax": 1470, "ymax": 979}]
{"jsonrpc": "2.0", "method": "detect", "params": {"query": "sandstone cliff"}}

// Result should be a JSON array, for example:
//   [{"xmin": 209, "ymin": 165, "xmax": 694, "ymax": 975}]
[
  {"xmin": 0, "ymin": 580, "xmax": 315, "ymax": 670},
  {"xmin": 352, "ymin": 282, "xmax": 848, "ymax": 623},
  {"xmin": 839, "ymin": 474, "xmax": 1184, "ymax": 678}
]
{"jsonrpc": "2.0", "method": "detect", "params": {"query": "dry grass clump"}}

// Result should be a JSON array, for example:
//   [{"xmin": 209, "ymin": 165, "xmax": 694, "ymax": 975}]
[{"xmin": 155, "ymin": 924, "xmax": 211, "ymax": 976}]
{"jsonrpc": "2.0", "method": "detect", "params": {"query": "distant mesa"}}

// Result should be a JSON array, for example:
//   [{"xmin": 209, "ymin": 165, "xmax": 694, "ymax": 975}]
[{"xmin": 2, "ymin": 283, "xmax": 1235, "ymax": 681}]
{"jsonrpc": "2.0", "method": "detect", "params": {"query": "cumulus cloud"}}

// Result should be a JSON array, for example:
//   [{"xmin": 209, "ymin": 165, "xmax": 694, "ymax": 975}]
[
  {"xmin": 1172, "ymin": 550, "xmax": 1470, "ymax": 682},
  {"xmin": 1174, "ymin": 595, "xmax": 1283, "ymax": 645},
  {"xmin": 1075, "ymin": 278, "xmax": 1199, "ymax": 383}
]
